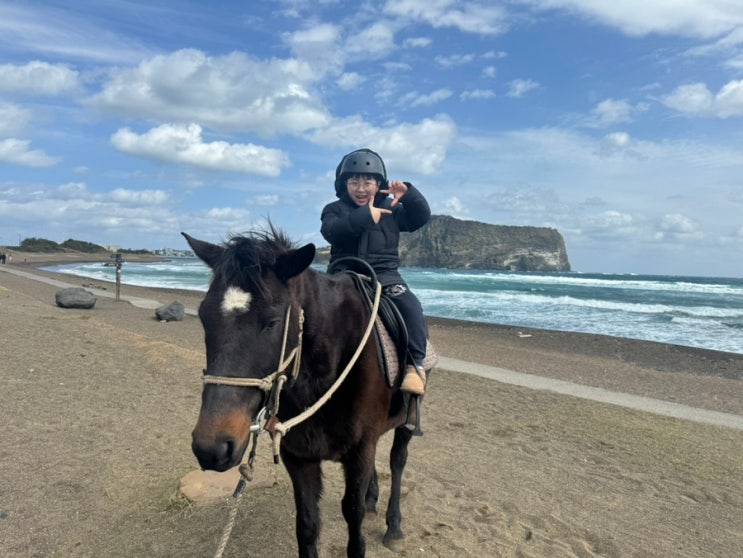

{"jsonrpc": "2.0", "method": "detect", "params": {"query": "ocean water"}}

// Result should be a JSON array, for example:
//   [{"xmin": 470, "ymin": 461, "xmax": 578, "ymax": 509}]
[{"xmin": 41, "ymin": 258, "xmax": 743, "ymax": 355}]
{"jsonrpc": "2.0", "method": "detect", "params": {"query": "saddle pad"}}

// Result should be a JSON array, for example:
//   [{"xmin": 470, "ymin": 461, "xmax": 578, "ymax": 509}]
[{"xmin": 375, "ymin": 316, "xmax": 438, "ymax": 388}]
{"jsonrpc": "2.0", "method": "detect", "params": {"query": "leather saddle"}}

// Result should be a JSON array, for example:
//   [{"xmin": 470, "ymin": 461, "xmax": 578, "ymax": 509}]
[{"xmin": 330, "ymin": 259, "xmax": 437, "ymax": 389}]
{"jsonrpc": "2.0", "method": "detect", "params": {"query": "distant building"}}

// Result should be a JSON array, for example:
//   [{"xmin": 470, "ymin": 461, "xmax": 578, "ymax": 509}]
[{"xmin": 152, "ymin": 248, "xmax": 194, "ymax": 257}]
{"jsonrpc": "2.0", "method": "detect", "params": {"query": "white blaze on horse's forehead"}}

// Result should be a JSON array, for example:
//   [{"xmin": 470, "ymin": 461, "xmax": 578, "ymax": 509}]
[{"xmin": 221, "ymin": 286, "xmax": 252, "ymax": 315}]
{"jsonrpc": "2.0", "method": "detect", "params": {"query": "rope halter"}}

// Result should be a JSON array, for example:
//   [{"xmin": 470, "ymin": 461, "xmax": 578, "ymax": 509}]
[{"xmin": 201, "ymin": 304, "xmax": 304, "ymax": 393}]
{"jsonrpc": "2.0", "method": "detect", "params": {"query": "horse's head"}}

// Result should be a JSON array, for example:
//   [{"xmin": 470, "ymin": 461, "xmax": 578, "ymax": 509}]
[{"xmin": 183, "ymin": 228, "xmax": 315, "ymax": 471}]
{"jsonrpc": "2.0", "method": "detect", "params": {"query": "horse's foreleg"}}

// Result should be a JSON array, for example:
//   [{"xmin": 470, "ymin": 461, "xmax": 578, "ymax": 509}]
[
  {"xmin": 383, "ymin": 425, "xmax": 413, "ymax": 552},
  {"xmin": 342, "ymin": 444, "xmax": 376, "ymax": 558},
  {"xmin": 282, "ymin": 451, "xmax": 323, "ymax": 558}
]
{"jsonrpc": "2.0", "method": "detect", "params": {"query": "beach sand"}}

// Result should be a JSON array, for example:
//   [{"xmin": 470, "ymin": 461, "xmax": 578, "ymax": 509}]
[{"xmin": 1, "ymin": 255, "xmax": 742, "ymax": 557}]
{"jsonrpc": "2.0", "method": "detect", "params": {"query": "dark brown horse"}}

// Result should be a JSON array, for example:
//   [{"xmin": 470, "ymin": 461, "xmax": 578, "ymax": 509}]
[{"xmin": 183, "ymin": 227, "xmax": 425, "ymax": 558}]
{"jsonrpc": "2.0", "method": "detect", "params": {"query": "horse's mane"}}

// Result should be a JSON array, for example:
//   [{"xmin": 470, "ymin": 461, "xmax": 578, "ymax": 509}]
[{"xmin": 215, "ymin": 224, "xmax": 297, "ymax": 297}]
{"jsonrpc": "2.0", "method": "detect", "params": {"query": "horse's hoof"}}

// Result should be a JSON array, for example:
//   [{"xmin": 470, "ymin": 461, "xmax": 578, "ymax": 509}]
[{"xmin": 383, "ymin": 533, "xmax": 405, "ymax": 553}]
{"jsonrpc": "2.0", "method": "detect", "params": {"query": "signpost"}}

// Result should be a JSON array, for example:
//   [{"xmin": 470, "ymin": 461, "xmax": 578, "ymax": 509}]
[{"xmin": 110, "ymin": 253, "xmax": 124, "ymax": 301}]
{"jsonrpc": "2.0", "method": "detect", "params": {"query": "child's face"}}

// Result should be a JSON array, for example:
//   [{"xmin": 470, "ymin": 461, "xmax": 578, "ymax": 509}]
[{"xmin": 345, "ymin": 174, "xmax": 379, "ymax": 206}]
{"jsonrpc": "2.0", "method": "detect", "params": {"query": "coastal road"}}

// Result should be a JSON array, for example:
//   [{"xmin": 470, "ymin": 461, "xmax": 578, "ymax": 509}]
[{"xmin": 3, "ymin": 264, "xmax": 742, "ymax": 431}]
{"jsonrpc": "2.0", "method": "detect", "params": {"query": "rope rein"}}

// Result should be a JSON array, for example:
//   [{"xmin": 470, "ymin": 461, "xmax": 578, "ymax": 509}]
[{"xmin": 266, "ymin": 278, "xmax": 381, "ymax": 458}]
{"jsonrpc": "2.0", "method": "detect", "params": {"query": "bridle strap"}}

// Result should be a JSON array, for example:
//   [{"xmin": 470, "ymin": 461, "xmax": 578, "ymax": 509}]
[{"xmin": 202, "ymin": 305, "xmax": 304, "ymax": 391}]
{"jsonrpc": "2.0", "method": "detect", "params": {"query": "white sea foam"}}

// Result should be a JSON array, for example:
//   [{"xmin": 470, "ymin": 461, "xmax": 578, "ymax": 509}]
[{"xmin": 41, "ymin": 261, "xmax": 743, "ymax": 354}]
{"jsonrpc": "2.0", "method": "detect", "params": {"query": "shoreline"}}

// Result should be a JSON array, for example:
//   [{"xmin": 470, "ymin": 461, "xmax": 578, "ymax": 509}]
[
  {"xmin": 2, "ymin": 255, "xmax": 742, "ymax": 418},
  {"xmin": 9, "ymin": 250, "xmax": 743, "ymax": 363}
]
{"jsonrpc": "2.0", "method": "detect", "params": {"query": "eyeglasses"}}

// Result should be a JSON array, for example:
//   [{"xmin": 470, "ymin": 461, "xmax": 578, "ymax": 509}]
[{"xmin": 347, "ymin": 178, "xmax": 377, "ymax": 190}]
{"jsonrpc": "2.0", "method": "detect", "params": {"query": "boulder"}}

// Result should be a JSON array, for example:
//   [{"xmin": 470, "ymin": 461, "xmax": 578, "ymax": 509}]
[
  {"xmin": 179, "ymin": 467, "xmax": 277, "ymax": 503},
  {"xmin": 55, "ymin": 287, "xmax": 97, "ymax": 309},
  {"xmin": 156, "ymin": 300, "xmax": 185, "ymax": 322}
]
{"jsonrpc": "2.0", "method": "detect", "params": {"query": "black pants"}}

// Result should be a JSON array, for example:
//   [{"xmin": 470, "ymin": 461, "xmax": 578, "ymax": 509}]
[{"xmin": 383, "ymin": 284, "xmax": 427, "ymax": 368}]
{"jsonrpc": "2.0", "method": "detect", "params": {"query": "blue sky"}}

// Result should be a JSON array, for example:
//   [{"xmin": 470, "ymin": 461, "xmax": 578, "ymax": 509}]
[{"xmin": 2, "ymin": 1, "xmax": 743, "ymax": 277}]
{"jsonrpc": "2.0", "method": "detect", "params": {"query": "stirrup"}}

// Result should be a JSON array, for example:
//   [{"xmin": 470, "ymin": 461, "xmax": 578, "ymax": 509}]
[{"xmin": 405, "ymin": 394, "xmax": 423, "ymax": 436}]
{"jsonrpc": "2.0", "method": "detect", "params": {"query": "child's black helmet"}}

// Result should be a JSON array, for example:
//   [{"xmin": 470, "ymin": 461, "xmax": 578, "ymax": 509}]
[{"xmin": 334, "ymin": 148, "xmax": 387, "ymax": 197}]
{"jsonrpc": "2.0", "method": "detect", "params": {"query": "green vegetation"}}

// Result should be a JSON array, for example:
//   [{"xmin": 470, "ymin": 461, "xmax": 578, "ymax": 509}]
[
  {"xmin": 15, "ymin": 237, "xmax": 152, "ymax": 254},
  {"xmin": 60, "ymin": 239, "xmax": 108, "ymax": 253},
  {"xmin": 19, "ymin": 237, "xmax": 66, "ymax": 253}
]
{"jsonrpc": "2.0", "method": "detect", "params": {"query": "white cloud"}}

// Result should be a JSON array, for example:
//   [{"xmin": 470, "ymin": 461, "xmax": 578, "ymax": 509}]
[
  {"xmin": 0, "ymin": 103, "xmax": 32, "ymax": 135},
  {"xmin": 440, "ymin": 196, "xmax": 470, "ymax": 218},
  {"xmin": 89, "ymin": 49, "xmax": 331, "ymax": 136},
  {"xmin": 206, "ymin": 207, "xmax": 250, "ymax": 220},
  {"xmin": 250, "ymin": 195, "xmax": 280, "ymax": 206},
  {"xmin": 403, "ymin": 88, "xmax": 453, "ymax": 106},
  {"xmin": 603, "ymin": 131, "xmax": 632, "ymax": 149},
  {"xmin": 716, "ymin": 80, "xmax": 743, "ymax": 116},
  {"xmin": 482, "ymin": 66, "xmax": 496, "ymax": 78},
  {"xmin": 344, "ymin": 21, "xmax": 397, "ymax": 60},
  {"xmin": 482, "ymin": 50, "xmax": 507, "ymax": 60},
  {"xmin": 0, "ymin": 181, "xmax": 178, "ymax": 243},
  {"xmin": 336, "ymin": 72, "xmax": 366, "ymax": 90},
  {"xmin": 404, "ymin": 37, "xmax": 432, "ymax": 48},
  {"xmin": 383, "ymin": 0, "xmax": 509, "ymax": 35},
  {"xmin": 460, "ymin": 89, "xmax": 496, "ymax": 100},
  {"xmin": 588, "ymin": 98, "xmax": 634, "ymax": 126},
  {"xmin": 434, "ymin": 53, "xmax": 476, "ymax": 68},
  {"xmin": 507, "ymin": 78, "xmax": 539, "ymax": 98},
  {"xmin": 0, "ymin": 3, "xmax": 154, "ymax": 64},
  {"xmin": 109, "ymin": 188, "xmax": 169, "ymax": 205},
  {"xmin": 110, "ymin": 123, "xmax": 290, "ymax": 177},
  {"xmin": 662, "ymin": 80, "xmax": 743, "ymax": 117},
  {"xmin": 655, "ymin": 213, "xmax": 704, "ymax": 241},
  {"xmin": 283, "ymin": 22, "xmax": 344, "ymax": 73},
  {"xmin": 0, "ymin": 138, "xmax": 60, "ymax": 167},
  {"xmin": 525, "ymin": 0, "xmax": 743, "ymax": 39},
  {"xmin": 662, "ymin": 83, "xmax": 714, "ymax": 114},
  {"xmin": 692, "ymin": 25, "xmax": 743, "ymax": 50},
  {"xmin": 586, "ymin": 210, "xmax": 634, "ymax": 229},
  {"xmin": 0, "ymin": 61, "xmax": 79, "ymax": 95},
  {"xmin": 659, "ymin": 213, "xmax": 700, "ymax": 234},
  {"xmin": 725, "ymin": 54, "xmax": 743, "ymax": 70},
  {"xmin": 307, "ymin": 114, "xmax": 457, "ymax": 175}
]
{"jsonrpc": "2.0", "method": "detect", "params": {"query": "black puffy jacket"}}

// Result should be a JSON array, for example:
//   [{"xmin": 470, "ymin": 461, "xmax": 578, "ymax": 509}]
[{"xmin": 320, "ymin": 183, "xmax": 431, "ymax": 286}]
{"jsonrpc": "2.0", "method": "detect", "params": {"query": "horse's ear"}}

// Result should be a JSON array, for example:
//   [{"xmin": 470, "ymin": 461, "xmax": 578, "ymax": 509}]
[
  {"xmin": 276, "ymin": 243, "xmax": 315, "ymax": 282},
  {"xmin": 182, "ymin": 232, "xmax": 224, "ymax": 270}
]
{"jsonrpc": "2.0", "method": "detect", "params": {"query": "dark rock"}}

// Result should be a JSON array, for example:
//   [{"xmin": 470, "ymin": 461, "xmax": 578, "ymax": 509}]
[
  {"xmin": 55, "ymin": 287, "xmax": 97, "ymax": 309},
  {"xmin": 156, "ymin": 301, "xmax": 185, "ymax": 322},
  {"xmin": 398, "ymin": 215, "xmax": 571, "ymax": 271}
]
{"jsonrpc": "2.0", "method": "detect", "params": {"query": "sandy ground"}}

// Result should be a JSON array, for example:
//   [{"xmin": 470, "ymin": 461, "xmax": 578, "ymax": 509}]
[{"xmin": 1, "ymin": 256, "xmax": 742, "ymax": 558}]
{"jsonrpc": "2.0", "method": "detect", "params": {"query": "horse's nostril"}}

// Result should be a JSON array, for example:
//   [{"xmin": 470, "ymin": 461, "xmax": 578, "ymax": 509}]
[
  {"xmin": 221, "ymin": 438, "xmax": 235, "ymax": 463},
  {"xmin": 192, "ymin": 434, "xmax": 240, "ymax": 472}
]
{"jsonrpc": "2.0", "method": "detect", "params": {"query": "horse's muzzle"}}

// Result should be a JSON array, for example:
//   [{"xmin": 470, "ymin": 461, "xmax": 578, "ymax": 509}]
[{"xmin": 191, "ymin": 432, "xmax": 244, "ymax": 472}]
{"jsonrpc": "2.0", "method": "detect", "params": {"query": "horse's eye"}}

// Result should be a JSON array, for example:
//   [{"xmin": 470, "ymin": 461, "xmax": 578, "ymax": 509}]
[{"xmin": 263, "ymin": 318, "xmax": 281, "ymax": 331}]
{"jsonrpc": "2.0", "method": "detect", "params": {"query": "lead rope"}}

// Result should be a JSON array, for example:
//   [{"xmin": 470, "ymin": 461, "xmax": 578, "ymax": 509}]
[{"xmin": 213, "ymin": 426, "xmax": 260, "ymax": 558}]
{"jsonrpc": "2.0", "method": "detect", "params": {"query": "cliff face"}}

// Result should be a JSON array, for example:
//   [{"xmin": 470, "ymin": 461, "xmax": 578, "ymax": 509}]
[{"xmin": 398, "ymin": 215, "xmax": 571, "ymax": 271}]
